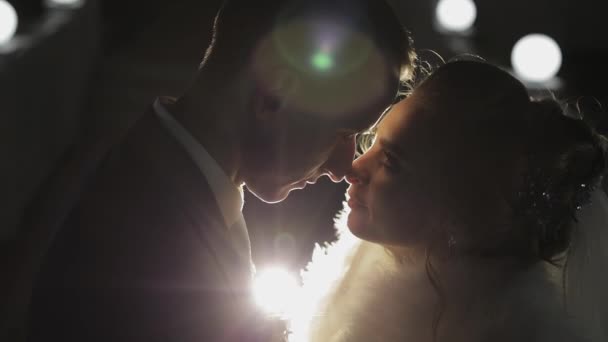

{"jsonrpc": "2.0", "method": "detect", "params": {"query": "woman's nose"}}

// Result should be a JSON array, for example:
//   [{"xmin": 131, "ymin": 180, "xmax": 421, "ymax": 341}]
[{"xmin": 345, "ymin": 154, "xmax": 367, "ymax": 185}]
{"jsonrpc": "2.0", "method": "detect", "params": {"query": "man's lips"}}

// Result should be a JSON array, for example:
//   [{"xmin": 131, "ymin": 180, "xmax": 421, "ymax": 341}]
[
  {"xmin": 293, "ymin": 180, "xmax": 308, "ymax": 189},
  {"xmin": 292, "ymin": 173, "xmax": 322, "ymax": 187},
  {"xmin": 293, "ymin": 176, "xmax": 319, "ymax": 189}
]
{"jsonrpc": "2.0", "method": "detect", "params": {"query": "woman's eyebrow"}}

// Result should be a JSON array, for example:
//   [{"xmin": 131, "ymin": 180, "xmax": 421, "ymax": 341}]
[
  {"xmin": 377, "ymin": 137, "xmax": 410, "ymax": 164},
  {"xmin": 378, "ymin": 137, "xmax": 405, "ymax": 155}
]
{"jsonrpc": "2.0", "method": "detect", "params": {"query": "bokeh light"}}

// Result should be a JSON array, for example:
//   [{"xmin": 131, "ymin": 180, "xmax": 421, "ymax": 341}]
[
  {"xmin": 0, "ymin": 0, "xmax": 18, "ymax": 46},
  {"xmin": 435, "ymin": 0, "xmax": 477, "ymax": 33},
  {"xmin": 253, "ymin": 266, "xmax": 299, "ymax": 317},
  {"xmin": 511, "ymin": 34, "xmax": 562, "ymax": 83},
  {"xmin": 47, "ymin": 0, "xmax": 83, "ymax": 5}
]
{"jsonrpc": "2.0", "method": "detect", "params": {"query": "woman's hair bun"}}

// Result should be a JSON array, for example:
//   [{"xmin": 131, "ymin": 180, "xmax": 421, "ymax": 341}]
[{"xmin": 517, "ymin": 97, "xmax": 606, "ymax": 260}]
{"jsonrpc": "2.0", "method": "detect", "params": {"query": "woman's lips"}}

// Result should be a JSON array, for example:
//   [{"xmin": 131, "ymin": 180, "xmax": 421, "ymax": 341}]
[{"xmin": 347, "ymin": 192, "xmax": 368, "ymax": 209}]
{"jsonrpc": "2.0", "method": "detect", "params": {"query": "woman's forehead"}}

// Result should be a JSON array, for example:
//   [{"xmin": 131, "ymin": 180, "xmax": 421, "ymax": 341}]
[
  {"xmin": 378, "ymin": 95, "xmax": 426, "ymax": 140},
  {"xmin": 377, "ymin": 93, "xmax": 450, "ymax": 160}
]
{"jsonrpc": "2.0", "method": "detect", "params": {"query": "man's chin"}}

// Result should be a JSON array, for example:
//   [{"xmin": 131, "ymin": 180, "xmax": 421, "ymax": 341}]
[
  {"xmin": 246, "ymin": 186, "xmax": 292, "ymax": 204},
  {"xmin": 246, "ymin": 180, "xmax": 311, "ymax": 203}
]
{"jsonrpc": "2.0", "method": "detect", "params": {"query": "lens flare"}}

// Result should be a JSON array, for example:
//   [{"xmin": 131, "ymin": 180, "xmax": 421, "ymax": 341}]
[
  {"xmin": 252, "ymin": 17, "xmax": 394, "ymax": 119},
  {"xmin": 271, "ymin": 17, "xmax": 373, "ymax": 77},
  {"xmin": 253, "ymin": 267, "xmax": 299, "ymax": 317},
  {"xmin": 311, "ymin": 52, "xmax": 334, "ymax": 71}
]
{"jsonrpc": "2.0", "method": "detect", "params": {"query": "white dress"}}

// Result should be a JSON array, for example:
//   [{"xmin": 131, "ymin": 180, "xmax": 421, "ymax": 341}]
[{"xmin": 287, "ymin": 207, "xmax": 589, "ymax": 342}]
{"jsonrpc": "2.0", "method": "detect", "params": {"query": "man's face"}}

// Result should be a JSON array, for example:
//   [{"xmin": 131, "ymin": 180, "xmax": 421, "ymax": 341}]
[
  {"xmin": 243, "ymin": 17, "xmax": 404, "ymax": 203},
  {"xmin": 243, "ymin": 66, "xmax": 401, "ymax": 203}
]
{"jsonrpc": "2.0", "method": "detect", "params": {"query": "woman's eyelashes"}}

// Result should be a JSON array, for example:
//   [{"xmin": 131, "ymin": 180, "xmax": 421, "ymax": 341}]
[{"xmin": 381, "ymin": 150, "xmax": 401, "ymax": 172}]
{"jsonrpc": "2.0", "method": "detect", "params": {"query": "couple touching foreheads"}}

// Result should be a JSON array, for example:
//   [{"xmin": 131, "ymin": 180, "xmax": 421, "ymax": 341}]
[{"xmin": 24, "ymin": 0, "xmax": 607, "ymax": 341}]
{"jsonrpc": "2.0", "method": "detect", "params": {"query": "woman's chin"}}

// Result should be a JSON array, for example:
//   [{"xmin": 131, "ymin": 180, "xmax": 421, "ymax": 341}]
[{"xmin": 347, "ymin": 209, "xmax": 372, "ymax": 240}]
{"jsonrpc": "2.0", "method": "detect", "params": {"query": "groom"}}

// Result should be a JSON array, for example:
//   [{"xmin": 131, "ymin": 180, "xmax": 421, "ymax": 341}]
[{"xmin": 26, "ymin": 0, "xmax": 414, "ymax": 341}]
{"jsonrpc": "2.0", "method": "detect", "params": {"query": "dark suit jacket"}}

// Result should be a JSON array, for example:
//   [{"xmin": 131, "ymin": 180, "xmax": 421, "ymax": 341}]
[{"xmin": 27, "ymin": 108, "xmax": 275, "ymax": 341}]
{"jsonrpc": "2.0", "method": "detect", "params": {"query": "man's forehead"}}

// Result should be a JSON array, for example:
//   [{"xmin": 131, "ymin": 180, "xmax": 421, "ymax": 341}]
[
  {"xmin": 252, "ymin": 15, "xmax": 402, "ymax": 116},
  {"xmin": 333, "ymin": 96, "xmax": 395, "ymax": 132}
]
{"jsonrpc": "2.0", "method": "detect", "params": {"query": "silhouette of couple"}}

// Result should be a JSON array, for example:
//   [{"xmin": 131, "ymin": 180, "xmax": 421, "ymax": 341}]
[{"xmin": 21, "ymin": 1, "xmax": 607, "ymax": 341}]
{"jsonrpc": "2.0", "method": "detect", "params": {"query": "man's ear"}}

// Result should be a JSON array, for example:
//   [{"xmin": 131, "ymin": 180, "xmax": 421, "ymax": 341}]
[{"xmin": 252, "ymin": 70, "xmax": 299, "ymax": 121}]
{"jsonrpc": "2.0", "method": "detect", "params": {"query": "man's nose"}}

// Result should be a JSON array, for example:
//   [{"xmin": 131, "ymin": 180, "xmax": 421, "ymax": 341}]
[{"xmin": 322, "ymin": 136, "xmax": 357, "ymax": 183}]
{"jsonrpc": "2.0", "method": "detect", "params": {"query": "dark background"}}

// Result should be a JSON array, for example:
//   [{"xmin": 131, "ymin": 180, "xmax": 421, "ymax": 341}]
[{"xmin": 2, "ymin": 0, "xmax": 607, "ymax": 272}]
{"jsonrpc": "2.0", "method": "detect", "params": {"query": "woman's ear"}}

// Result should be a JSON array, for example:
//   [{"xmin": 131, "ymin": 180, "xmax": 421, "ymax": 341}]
[{"xmin": 252, "ymin": 69, "xmax": 299, "ymax": 121}]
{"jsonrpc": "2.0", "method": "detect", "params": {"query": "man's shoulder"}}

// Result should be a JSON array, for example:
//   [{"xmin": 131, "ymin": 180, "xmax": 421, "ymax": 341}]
[{"xmin": 30, "ymin": 106, "xmax": 225, "ymax": 278}]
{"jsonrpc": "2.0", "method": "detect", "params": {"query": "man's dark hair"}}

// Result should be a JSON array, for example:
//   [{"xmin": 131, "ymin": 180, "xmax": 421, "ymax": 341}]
[{"xmin": 200, "ymin": 0, "xmax": 415, "ymax": 83}]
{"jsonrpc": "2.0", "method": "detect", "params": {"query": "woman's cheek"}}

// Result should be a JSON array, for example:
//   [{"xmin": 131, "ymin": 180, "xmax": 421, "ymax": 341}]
[{"xmin": 371, "ymin": 179, "xmax": 407, "ymax": 232}]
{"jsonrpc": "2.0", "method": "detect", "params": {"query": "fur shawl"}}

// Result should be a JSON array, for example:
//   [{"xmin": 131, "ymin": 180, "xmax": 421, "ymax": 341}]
[{"xmin": 287, "ymin": 207, "xmax": 588, "ymax": 342}]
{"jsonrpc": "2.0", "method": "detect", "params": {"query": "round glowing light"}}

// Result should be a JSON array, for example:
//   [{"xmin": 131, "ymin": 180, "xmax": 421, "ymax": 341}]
[
  {"xmin": 253, "ymin": 267, "xmax": 299, "ymax": 317},
  {"xmin": 311, "ymin": 52, "xmax": 334, "ymax": 71},
  {"xmin": 47, "ymin": 0, "xmax": 83, "ymax": 6},
  {"xmin": 511, "ymin": 34, "xmax": 562, "ymax": 83},
  {"xmin": 0, "ymin": 0, "xmax": 17, "ymax": 46},
  {"xmin": 435, "ymin": 0, "xmax": 477, "ymax": 33}
]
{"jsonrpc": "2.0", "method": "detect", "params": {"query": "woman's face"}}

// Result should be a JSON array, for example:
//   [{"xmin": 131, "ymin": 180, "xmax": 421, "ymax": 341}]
[{"xmin": 346, "ymin": 92, "xmax": 445, "ymax": 247}]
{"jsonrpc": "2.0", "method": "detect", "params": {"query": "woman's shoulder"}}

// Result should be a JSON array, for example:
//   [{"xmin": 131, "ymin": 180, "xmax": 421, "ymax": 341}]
[
  {"xmin": 422, "ymin": 259, "xmax": 586, "ymax": 342},
  {"xmin": 483, "ymin": 262, "xmax": 588, "ymax": 342}
]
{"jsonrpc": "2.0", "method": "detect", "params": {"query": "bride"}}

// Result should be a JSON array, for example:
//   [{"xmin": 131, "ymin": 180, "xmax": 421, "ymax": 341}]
[{"xmin": 287, "ymin": 60, "xmax": 607, "ymax": 342}]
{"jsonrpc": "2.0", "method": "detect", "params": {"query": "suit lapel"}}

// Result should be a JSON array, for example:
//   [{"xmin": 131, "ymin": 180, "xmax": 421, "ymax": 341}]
[{"xmin": 128, "ymin": 109, "xmax": 252, "ymax": 295}]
